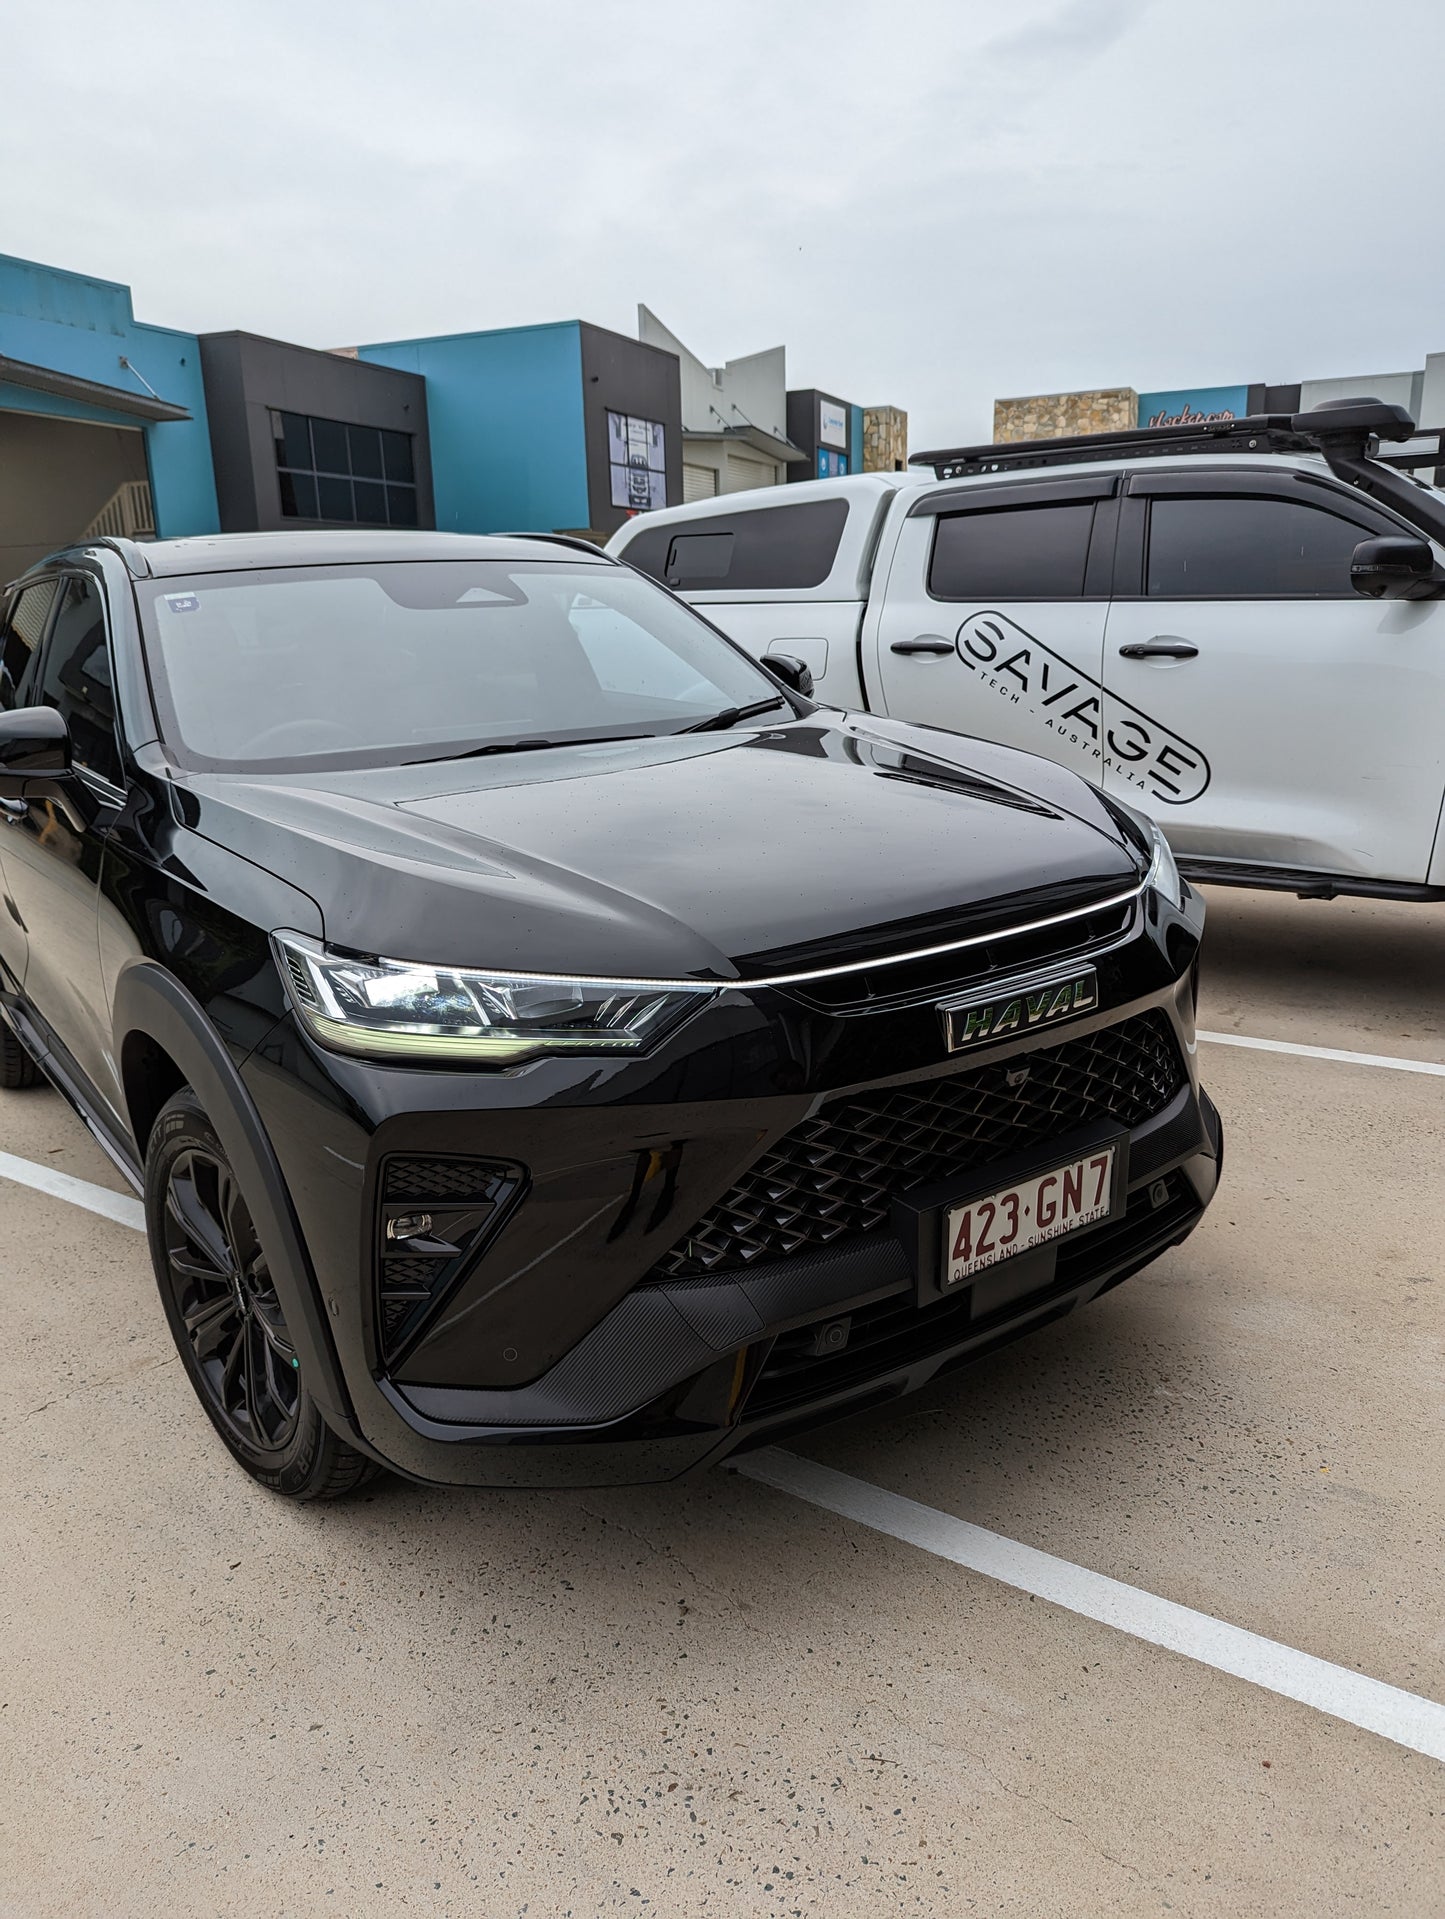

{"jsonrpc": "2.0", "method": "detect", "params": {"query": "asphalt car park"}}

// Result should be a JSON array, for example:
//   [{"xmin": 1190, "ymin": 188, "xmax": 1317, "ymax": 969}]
[{"xmin": 3, "ymin": 885, "xmax": 1443, "ymax": 1917}]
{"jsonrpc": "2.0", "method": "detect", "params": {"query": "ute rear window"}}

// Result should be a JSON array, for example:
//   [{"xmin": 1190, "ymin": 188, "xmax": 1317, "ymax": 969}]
[{"xmin": 624, "ymin": 499, "xmax": 850, "ymax": 591}]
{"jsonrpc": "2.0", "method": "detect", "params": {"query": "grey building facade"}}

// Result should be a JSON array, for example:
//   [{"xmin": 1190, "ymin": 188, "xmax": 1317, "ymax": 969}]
[
  {"xmin": 198, "ymin": 333, "xmax": 434, "ymax": 534},
  {"xmin": 578, "ymin": 322, "xmax": 683, "ymax": 540}
]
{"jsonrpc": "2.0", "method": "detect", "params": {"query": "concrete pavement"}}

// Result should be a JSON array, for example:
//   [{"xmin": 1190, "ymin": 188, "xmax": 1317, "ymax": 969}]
[{"xmin": 2, "ymin": 887, "xmax": 1442, "ymax": 1917}]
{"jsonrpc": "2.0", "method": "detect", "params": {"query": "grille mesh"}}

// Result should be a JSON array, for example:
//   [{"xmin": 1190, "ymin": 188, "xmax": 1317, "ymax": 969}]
[
  {"xmin": 378, "ymin": 1258, "xmax": 437, "ymax": 1292},
  {"xmin": 650, "ymin": 1012, "xmax": 1183, "ymax": 1280},
  {"xmin": 384, "ymin": 1157, "xmax": 502, "ymax": 1202}
]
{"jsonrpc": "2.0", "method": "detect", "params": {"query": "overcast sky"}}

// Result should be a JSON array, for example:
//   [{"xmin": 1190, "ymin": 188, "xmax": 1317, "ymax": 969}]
[{"xmin": 4, "ymin": 0, "xmax": 1443, "ymax": 447}]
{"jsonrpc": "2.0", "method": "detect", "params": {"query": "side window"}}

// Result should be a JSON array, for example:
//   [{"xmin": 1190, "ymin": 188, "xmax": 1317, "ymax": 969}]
[
  {"xmin": 928, "ymin": 501, "xmax": 1096, "ymax": 601},
  {"xmin": 623, "ymin": 500, "xmax": 850, "ymax": 591},
  {"xmin": 1145, "ymin": 496, "xmax": 1370, "ymax": 598},
  {"xmin": 0, "ymin": 579, "xmax": 59, "ymax": 712},
  {"xmin": 35, "ymin": 577, "xmax": 123, "ymax": 785},
  {"xmin": 665, "ymin": 531, "xmax": 734, "ymax": 587}
]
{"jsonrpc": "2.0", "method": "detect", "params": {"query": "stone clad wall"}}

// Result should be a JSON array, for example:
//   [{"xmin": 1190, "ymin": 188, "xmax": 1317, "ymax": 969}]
[
  {"xmin": 863, "ymin": 405, "xmax": 908, "ymax": 471},
  {"xmin": 993, "ymin": 388, "xmax": 1137, "ymax": 444}
]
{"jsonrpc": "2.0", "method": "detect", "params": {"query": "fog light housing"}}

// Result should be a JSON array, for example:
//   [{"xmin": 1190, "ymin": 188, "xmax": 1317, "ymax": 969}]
[{"xmin": 374, "ymin": 1155, "xmax": 526, "ymax": 1365}]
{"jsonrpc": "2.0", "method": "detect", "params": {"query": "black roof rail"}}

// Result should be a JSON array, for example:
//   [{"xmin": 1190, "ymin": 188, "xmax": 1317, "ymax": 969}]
[
  {"xmin": 92, "ymin": 535, "xmax": 154, "ymax": 578},
  {"xmin": 911, "ymin": 400, "xmax": 1418, "ymax": 480},
  {"xmin": 496, "ymin": 531, "xmax": 615, "ymax": 559}
]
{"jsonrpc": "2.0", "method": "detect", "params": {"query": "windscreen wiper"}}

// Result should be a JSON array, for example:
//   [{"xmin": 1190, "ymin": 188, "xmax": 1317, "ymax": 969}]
[
  {"xmin": 679, "ymin": 697, "xmax": 789, "ymax": 735},
  {"xmin": 408, "ymin": 732, "xmax": 649, "ymax": 766}
]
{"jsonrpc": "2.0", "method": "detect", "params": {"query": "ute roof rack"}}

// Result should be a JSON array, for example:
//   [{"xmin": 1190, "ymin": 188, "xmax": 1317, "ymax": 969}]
[
  {"xmin": 910, "ymin": 400, "xmax": 1418, "ymax": 479},
  {"xmin": 910, "ymin": 399, "xmax": 1445, "ymax": 547}
]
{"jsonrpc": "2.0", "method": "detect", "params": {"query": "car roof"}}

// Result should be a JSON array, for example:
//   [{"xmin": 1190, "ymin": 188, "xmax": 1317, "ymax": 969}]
[
  {"xmin": 607, "ymin": 470, "xmax": 929, "ymax": 544},
  {"xmin": 14, "ymin": 529, "xmax": 611, "ymax": 585}
]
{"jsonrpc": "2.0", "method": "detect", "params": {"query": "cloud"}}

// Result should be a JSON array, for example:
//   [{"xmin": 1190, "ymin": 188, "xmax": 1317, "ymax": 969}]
[
  {"xmin": 980, "ymin": 0, "xmax": 1153, "ymax": 68},
  {"xmin": 1, "ymin": 0, "xmax": 1442, "ymax": 446}
]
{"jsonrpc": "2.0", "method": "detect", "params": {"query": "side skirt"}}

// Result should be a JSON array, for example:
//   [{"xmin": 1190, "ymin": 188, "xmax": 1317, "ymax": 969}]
[
  {"xmin": 1179, "ymin": 859, "xmax": 1445, "ymax": 904},
  {"xmin": 0, "ymin": 991, "xmax": 143, "ymax": 1190}
]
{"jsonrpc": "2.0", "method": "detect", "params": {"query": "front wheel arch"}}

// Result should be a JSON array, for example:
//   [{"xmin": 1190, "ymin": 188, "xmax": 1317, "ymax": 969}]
[
  {"xmin": 119, "ymin": 1029, "xmax": 187, "ymax": 1159},
  {"xmin": 112, "ymin": 960, "xmax": 357, "ymax": 1439}
]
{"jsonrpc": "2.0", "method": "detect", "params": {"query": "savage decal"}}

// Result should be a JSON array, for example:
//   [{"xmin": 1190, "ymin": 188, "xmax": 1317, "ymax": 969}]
[{"xmin": 954, "ymin": 611, "xmax": 1211, "ymax": 806}]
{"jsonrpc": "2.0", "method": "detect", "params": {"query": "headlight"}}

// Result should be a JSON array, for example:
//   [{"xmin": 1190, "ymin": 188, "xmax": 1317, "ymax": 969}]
[
  {"xmin": 1109, "ymin": 799, "xmax": 1184, "ymax": 909},
  {"xmin": 273, "ymin": 932, "xmax": 715, "ymax": 1064},
  {"xmin": 1145, "ymin": 819, "xmax": 1184, "ymax": 909}
]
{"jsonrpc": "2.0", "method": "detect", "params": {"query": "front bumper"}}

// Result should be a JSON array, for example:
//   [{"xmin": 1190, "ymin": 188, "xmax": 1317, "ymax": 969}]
[{"xmin": 240, "ymin": 889, "xmax": 1220, "ymax": 1486}]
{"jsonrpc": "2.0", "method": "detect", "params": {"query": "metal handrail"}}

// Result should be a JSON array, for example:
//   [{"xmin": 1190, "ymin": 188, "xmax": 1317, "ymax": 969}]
[{"xmin": 82, "ymin": 479, "xmax": 155, "ymax": 541}]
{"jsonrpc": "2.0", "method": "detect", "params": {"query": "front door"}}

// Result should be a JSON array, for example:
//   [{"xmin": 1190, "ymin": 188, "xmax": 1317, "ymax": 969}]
[
  {"xmin": 868, "ymin": 477, "xmax": 1115, "ymax": 784},
  {"xmin": 1102, "ymin": 475, "xmax": 1445, "ymax": 881},
  {"xmin": 1, "ymin": 571, "xmax": 126, "ymax": 1119}
]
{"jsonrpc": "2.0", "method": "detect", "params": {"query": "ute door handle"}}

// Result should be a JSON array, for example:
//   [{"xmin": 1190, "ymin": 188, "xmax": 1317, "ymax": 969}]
[
  {"xmin": 890, "ymin": 634, "xmax": 955, "ymax": 656},
  {"xmin": 1118, "ymin": 638, "xmax": 1199, "ymax": 660}
]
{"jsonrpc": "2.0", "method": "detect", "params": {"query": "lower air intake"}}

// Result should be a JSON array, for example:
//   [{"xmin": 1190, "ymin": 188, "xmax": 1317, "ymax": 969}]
[{"xmin": 375, "ymin": 1154, "xmax": 526, "ymax": 1364}]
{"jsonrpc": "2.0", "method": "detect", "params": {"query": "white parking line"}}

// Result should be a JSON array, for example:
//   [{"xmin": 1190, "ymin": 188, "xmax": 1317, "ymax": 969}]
[
  {"xmin": 1200, "ymin": 1030, "xmax": 1445, "ymax": 1077},
  {"xmin": 737, "ymin": 1450, "xmax": 1445, "ymax": 1765},
  {"xmin": 0, "ymin": 1149, "xmax": 146, "ymax": 1231},
  {"xmin": 8, "ymin": 1122, "xmax": 1444, "ymax": 1764}
]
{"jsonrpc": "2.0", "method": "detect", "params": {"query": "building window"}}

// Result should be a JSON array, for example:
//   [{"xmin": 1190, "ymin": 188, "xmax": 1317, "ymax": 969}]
[
  {"xmin": 607, "ymin": 411, "xmax": 667, "ymax": 512},
  {"xmin": 817, "ymin": 448, "xmax": 849, "ymax": 479},
  {"xmin": 272, "ymin": 411, "xmax": 418, "ymax": 526}
]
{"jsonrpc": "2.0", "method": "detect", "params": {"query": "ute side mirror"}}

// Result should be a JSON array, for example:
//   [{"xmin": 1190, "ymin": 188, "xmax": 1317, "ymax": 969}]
[
  {"xmin": 1350, "ymin": 536, "xmax": 1443, "ymax": 600},
  {"xmin": 764, "ymin": 652, "xmax": 815, "ymax": 699},
  {"xmin": 0, "ymin": 707, "xmax": 72, "ymax": 790}
]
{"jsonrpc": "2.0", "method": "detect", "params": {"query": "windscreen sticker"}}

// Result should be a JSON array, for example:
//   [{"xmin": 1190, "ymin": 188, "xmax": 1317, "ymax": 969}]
[
  {"xmin": 163, "ymin": 593, "xmax": 200, "ymax": 614},
  {"xmin": 954, "ymin": 610, "xmax": 1211, "ymax": 806}
]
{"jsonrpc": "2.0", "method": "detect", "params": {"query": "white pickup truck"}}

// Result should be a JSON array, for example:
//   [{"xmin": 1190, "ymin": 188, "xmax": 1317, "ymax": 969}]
[{"xmin": 607, "ymin": 401, "xmax": 1445, "ymax": 902}]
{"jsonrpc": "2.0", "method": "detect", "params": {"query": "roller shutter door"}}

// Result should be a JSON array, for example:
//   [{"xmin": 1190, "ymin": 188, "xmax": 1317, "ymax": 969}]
[
  {"xmin": 683, "ymin": 463, "xmax": 717, "ymax": 503},
  {"xmin": 725, "ymin": 454, "xmax": 774, "ymax": 493}
]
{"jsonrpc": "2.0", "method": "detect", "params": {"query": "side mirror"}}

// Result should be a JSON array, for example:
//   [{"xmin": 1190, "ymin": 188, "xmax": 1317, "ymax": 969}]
[
  {"xmin": 764, "ymin": 652, "xmax": 815, "ymax": 699},
  {"xmin": 1350, "ymin": 536, "xmax": 1439, "ymax": 599},
  {"xmin": 0, "ymin": 706, "xmax": 71, "ymax": 786}
]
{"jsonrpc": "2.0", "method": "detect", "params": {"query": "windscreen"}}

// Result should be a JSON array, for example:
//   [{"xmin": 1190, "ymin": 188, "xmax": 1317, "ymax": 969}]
[{"xmin": 135, "ymin": 560, "xmax": 784, "ymax": 772}]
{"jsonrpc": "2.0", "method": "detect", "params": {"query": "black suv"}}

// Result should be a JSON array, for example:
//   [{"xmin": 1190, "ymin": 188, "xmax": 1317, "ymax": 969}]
[{"xmin": 0, "ymin": 531, "xmax": 1221, "ymax": 1496}]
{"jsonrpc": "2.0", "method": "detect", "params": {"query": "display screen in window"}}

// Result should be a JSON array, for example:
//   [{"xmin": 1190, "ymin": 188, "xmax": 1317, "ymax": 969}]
[{"xmin": 608, "ymin": 412, "xmax": 667, "ymax": 511}]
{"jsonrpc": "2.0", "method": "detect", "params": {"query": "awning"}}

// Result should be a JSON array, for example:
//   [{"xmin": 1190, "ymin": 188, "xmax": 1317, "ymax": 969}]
[
  {"xmin": 0, "ymin": 353, "xmax": 191, "ymax": 423},
  {"xmin": 680, "ymin": 424, "xmax": 808, "ymax": 465}
]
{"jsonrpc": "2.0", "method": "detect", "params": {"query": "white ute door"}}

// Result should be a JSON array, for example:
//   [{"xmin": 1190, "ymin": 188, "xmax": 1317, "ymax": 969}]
[
  {"xmin": 1102, "ymin": 472, "xmax": 1445, "ymax": 882},
  {"xmin": 869, "ymin": 475, "xmax": 1115, "ymax": 784}
]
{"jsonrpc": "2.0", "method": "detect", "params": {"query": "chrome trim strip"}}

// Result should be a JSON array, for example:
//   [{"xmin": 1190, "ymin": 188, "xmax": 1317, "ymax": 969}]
[
  {"xmin": 742, "ymin": 881, "xmax": 1143, "ymax": 990},
  {"xmin": 280, "ymin": 879, "xmax": 1147, "ymax": 995}
]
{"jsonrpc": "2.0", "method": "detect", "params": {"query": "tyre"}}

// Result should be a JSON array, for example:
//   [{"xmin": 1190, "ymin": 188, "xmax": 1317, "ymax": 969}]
[
  {"xmin": 144, "ymin": 1086, "xmax": 378, "ymax": 1499},
  {"xmin": 0, "ymin": 1011, "xmax": 43, "ymax": 1090}
]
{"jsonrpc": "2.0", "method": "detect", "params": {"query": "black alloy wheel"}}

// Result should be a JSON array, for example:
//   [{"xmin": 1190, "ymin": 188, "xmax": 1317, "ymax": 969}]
[
  {"xmin": 161, "ymin": 1143, "xmax": 302, "ymax": 1453},
  {"xmin": 145, "ymin": 1087, "xmax": 377, "ymax": 1499}
]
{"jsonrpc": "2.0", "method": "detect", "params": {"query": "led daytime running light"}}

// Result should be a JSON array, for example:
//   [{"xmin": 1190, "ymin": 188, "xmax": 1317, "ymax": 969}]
[{"xmin": 273, "ymin": 933, "xmax": 714, "ymax": 1064}]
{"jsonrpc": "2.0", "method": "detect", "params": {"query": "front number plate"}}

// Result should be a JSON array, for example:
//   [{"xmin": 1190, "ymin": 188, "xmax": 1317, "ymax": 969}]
[{"xmin": 942, "ymin": 1146, "xmax": 1116, "ymax": 1291}]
